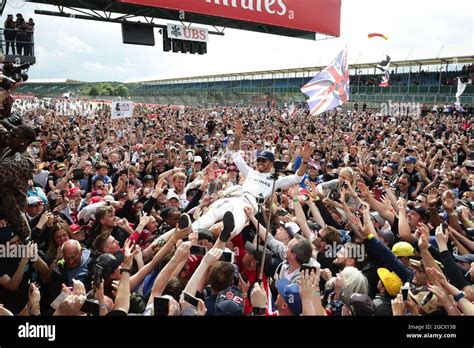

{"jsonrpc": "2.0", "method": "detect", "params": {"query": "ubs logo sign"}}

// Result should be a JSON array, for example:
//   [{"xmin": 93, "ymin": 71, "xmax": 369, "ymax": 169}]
[{"xmin": 167, "ymin": 23, "xmax": 209, "ymax": 43}]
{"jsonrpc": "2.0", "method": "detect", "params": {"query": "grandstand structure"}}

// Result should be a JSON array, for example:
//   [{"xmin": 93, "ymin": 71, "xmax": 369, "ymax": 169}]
[{"xmin": 16, "ymin": 56, "xmax": 474, "ymax": 107}]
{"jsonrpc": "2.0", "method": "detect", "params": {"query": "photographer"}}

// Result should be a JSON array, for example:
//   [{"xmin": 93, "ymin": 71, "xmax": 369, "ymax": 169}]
[{"xmin": 0, "ymin": 118, "xmax": 37, "ymax": 242}]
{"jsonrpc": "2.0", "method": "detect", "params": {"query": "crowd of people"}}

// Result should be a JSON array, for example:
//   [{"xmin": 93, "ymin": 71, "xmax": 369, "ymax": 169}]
[
  {"xmin": 0, "ymin": 90, "xmax": 473, "ymax": 317},
  {"xmin": 3, "ymin": 13, "xmax": 35, "ymax": 56}
]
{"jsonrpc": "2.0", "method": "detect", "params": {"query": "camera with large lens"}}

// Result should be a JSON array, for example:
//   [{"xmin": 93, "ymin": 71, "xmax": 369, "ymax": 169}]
[{"xmin": 1, "ymin": 62, "xmax": 30, "ymax": 91}]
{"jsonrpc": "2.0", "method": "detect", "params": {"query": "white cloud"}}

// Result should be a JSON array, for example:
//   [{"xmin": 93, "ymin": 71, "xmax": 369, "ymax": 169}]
[{"xmin": 56, "ymin": 32, "xmax": 93, "ymax": 53}]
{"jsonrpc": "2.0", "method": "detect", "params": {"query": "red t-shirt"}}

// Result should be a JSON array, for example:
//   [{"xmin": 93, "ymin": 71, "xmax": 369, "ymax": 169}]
[{"xmin": 231, "ymin": 233, "xmax": 269, "ymax": 315}]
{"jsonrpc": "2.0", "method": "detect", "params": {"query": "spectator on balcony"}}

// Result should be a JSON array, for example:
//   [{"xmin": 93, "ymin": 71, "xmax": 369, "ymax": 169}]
[
  {"xmin": 14, "ymin": 14, "xmax": 29, "ymax": 56},
  {"xmin": 3, "ymin": 15, "xmax": 16, "ymax": 55},
  {"xmin": 26, "ymin": 18, "xmax": 35, "ymax": 56}
]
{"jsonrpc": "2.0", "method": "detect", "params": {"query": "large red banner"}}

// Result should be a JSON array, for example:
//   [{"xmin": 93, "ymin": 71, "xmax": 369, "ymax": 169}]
[{"xmin": 117, "ymin": 0, "xmax": 341, "ymax": 37}]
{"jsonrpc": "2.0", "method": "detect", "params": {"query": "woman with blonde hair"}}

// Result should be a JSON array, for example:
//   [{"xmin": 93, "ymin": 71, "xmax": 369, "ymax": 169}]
[{"xmin": 317, "ymin": 167, "xmax": 359, "ymax": 210}]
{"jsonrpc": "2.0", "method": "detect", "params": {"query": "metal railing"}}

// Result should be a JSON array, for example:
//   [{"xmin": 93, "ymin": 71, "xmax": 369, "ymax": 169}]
[{"xmin": 0, "ymin": 28, "xmax": 36, "ymax": 64}]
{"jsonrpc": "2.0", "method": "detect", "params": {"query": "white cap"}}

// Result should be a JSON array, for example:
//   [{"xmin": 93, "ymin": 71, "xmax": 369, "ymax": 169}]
[
  {"xmin": 293, "ymin": 135, "xmax": 300, "ymax": 140},
  {"xmin": 227, "ymin": 130, "xmax": 234, "ymax": 135},
  {"xmin": 27, "ymin": 196, "xmax": 43, "ymax": 205},
  {"xmin": 194, "ymin": 156, "xmax": 203, "ymax": 163},
  {"xmin": 166, "ymin": 191, "xmax": 180, "ymax": 201},
  {"xmin": 284, "ymin": 222, "xmax": 301, "ymax": 237}
]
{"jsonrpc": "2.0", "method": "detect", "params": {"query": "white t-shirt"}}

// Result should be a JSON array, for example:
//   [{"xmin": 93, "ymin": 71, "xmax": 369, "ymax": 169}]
[
  {"xmin": 168, "ymin": 188, "xmax": 189, "ymax": 210},
  {"xmin": 231, "ymin": 151, "xmax": 304, "ymax": 199}
]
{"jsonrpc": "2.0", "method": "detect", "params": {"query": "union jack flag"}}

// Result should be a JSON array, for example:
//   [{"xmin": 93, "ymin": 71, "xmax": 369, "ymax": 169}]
[
  {"xmin": 301, "ymin": 48, "xmax": 350, "ymax": 116},
  {"xmin": 379, "ymin": 71, "xmax": 390, "ymax": 87}
]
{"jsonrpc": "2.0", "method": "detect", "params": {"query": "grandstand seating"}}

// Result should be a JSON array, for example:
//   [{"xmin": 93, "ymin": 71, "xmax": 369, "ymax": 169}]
[{"xmin": 15, "ymin": 63, "xmax": 473, "ymax": 106}]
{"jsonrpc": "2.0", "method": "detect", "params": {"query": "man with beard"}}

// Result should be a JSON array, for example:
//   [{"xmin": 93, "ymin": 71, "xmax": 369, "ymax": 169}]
[{"xmin": 333, "ymin": 242, "xmax": 379, "ymax": 298}]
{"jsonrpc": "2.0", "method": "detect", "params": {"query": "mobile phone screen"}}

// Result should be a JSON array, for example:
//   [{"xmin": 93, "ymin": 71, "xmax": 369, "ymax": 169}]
[
  {"xmin": 219, "ymin": 251, "xmax": 234, "ymax": 263},
  {"xmin": 50, "ymin": 291, "xmax": 68, "ymax": 310},
  {"xmin": 153, "ymin": 297, "xmax": 169, "ymax": 316},
  {"xmin": 80, "ymin": 299, "xmax": 100, "ymax": 316},
  {"xmin": 183, "ymin": 292, "xmax": 200, "ymax": 307},
  {"xmin": 190, "ymin": 245, "xmax": 207, "ymax": 256},
  {"xmin": 93, "ymin": 264, "xmax": 103, "ymax": 288}
]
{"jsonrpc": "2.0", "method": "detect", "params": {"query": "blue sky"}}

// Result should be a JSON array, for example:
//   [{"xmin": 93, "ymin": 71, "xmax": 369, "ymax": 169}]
[{"xmin": 2, "ymin": 0, "xmax": 473, "ymax": 82}]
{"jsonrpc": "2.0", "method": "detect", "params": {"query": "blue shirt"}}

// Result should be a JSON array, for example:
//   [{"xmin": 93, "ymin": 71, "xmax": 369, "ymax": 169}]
[{"xmin": 91, "ymin": 174, "xmax": 112, "ymax": 186}]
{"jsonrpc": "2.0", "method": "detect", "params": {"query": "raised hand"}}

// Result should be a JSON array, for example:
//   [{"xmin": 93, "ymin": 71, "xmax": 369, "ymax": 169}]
[
  {"xmin": 427, "ymin": 188, "xmax": 439, "ymax": 207},
  {"xmin": 234, "ymin": 119, "xmax": 243, "ymax": 137},
  {"xmin": 28, "ymin": 283, "xmax": 41, "ymax": 314},
  {"xmin": 391, "ymin": 293, "xmax": 406, "ymax": 316},
  {"xmin": 397, "ymin": 197, "xmax": 407, "ymax": 212},
  {"xmin": 250, "ymin": 282, "xmax": 267, "ymax": 309},
  {"xmin": 238, "ymin": 274, "xmax": 250, "ymax": 298},
  {"xmin": 357, "ymin": 181, "xmax": 371, "ymax": 199},
  {"xmin": 434, "ymin": 224, "xmax": 449, "ymax": 249},
  {"xmin": 301, "ymin": 141, "xmax": 312, "ymax": 162},
  {"xmin": 123, "ymin": 238, "xmax": 138, "ymax": 268},
  {"xmin": 174, "ymin": 241, "xmax": 192, "ymax": 263},
  {"xmin": 202, "ymin": 247, "xmax": 223, "ymax": 266},
  {"xmin": 174, "ymin": 224, "xmax": 193, "ymax": 241}
]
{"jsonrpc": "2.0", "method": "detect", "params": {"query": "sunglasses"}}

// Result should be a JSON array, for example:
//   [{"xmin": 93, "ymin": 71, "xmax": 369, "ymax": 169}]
[{"xmin": 398, "ymin": 182, "xmax": 408, "ymax": 186}]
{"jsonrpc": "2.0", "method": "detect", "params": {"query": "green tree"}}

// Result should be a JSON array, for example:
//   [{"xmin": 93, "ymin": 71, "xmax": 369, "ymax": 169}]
[{"xmin": 89, "ymin": 86, "xmax": 99, "ymax": 96}]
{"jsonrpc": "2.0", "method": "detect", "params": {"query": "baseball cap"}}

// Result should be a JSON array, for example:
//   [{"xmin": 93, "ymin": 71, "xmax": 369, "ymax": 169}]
[
  {"xmin": 193, "ymin": 156, "xmax": 203, "ymax": 163},
  {"xmin": 275, "ymin": 279, "xmax": 302, "ymax": 316},
  {"xmin": 214, "ymin": 286, "xmax": 245, "ymax": 316},
  {"xmin": 94, "ymin": 251, "xmax": 124, "ymax": 278},
  {"xmin": 0, "ymin": 227, "xmax": 16, "ymax": 244},
  {"xmin": 69, "ymin": 224, "xmax": 82, "ymax": 234},
  {"xmin": 341, "ymin": 292, "xmax": 375, "ymax": 316},
  {"xmin": 27, "ymin": 196, "xmax": 43, "ymax": 206},
  {"xmin": 408, "ymin": 286, "xmax": 441, "ymax": 314},
  {"xmin": 135, "ymin": 144, "xmax": 143, "ymax": 150},
  {"xmin": 166, "ymin": 191, "xmax": 180, "ymax": 201},
  {"xmin": 377, "ymin": 268, "xmax": 403, "ymax": 297},
  {"xmin": 90, "ymin": 196, "xmax": 103, "ymax": 205},
  {"xmin": 143, "ymin": 175, "xmax": 155, "ymax": 183},
  {"xmin": 391, "ymin": 241, "xmax": 415, "ymax": 257},
  {"xmin": 409, "ymin": 258, "xmax": 443, "ymax": 271},
  {"xmin": 257, "ymin": 150, "xmax": 275, "ymax": 162},
  {"xmin": 377, "ymin": 228, "xmax": 395, "ymax": 248},
  {"xmin": 370, "ymin": 212, "xmax": 386, "ymax": 226},
  {"xmin": 409, "ymin": 206, "xmax": 429, "ymax": 221},
  {"xmin": 67, "ymin": 187, "xmax": 82, "ymax": 198},
  {"xmin": 55, "ymin": 163, "xmax": 66, "ymax": 171},
  {"xmin": 244, "ymin": 241, "xmax": 272, "ymax": 266},
  {"xmin": 283, "ymin": 222, "xmax": 301, "ymax": 238},
  {"xmin": 452, "ymin": 253, "xmax": 474, "ymax": 263},
  {"xmin": 404, "ymin": 156, "xmax": 417, "ymax": 164}
]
